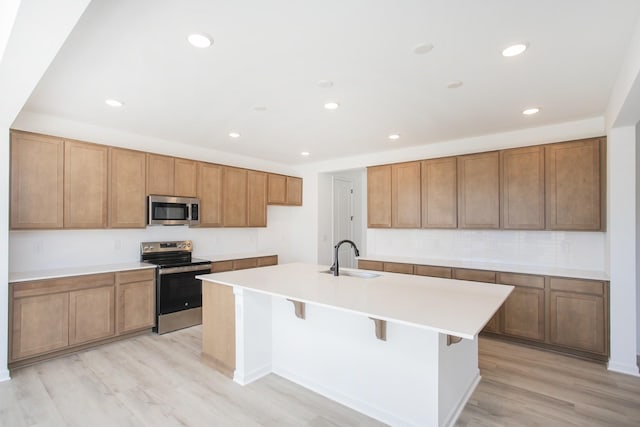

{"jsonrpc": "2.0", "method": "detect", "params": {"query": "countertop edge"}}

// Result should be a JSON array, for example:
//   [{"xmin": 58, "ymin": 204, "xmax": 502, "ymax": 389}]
[{"xmin": 9, "ymin": 263, "xmax": 157, "ymax": 283}]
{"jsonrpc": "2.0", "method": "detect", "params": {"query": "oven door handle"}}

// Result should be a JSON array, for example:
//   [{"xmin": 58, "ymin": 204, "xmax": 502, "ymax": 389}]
[{"xmin": 158, "ymin": 264, "xmax": 212, "ymax": 275}]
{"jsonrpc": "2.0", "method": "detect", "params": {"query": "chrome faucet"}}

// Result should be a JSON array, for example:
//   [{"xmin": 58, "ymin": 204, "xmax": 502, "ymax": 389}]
[{"xmin": 330, "ymin": 239, "xmax": 360, "ymax": 276}]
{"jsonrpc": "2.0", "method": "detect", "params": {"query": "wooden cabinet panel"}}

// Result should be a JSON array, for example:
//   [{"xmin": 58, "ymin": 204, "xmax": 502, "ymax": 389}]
[
  {"xmin": 174, "ymin": 158, "xmax": 197, "ymax": 197},
  {"xmin": 546, "ymin": 138, "xmax": 603, "ymax": 230},
  {"xmin": 197, "ymin": 162, "xmax": 223, "ymax": 227},
  {"xmin": 421, "ymin": 157, "xmax": 457, "ymax": 228},
  {"xmin": 223, "ymin": 167, "xmax": 248, "ymax": 227},
  {"xmin": 64, "ymin": 141, "xmax": 108, "ymax": 228},
  {"xmin": 458, "ymin": 151, "xmax": 500, "ymax": 229},
  {"xmin": 501, "ymin": 286, "xmax": 545, "ymax": 341},
  {"xmin": 383, "ymin": 262, "xmax": 414, "ymax": 274},
  {"xmin": 549, "ymin": 277, "xmax": 603, "ymax": 295},
  {"xmin": 118, "ymin": 279, "xmax": 155, "ymax": 334},
  {"xmin": 109, "ymin": 148, "xmax": 147, "ymax": 228},
  {"xmin": 257, "ymin": 255, "xmax": 278, "ymax": 267},
  {"xmin": 501, "ymin": 146, "xmax": 545, "ymax": 229},
  {"xmin": 414, "ymin": 265, "xmax": 452, "ymax": 279},
  {"xmin": 483, "ymin": 313, "xmax": 501, "ymax": 334},
  {"xmin": 391, "ymin": 161, "xmax": 421, "ymax": 228},
  {"xmin": 10, "ymin": 131, "xmax": 64, "ymax": 229},
  {"xmin": 69, "ymin": 286, "xmax": 115, "ymax": 345},
  {"xmin": 211, "ymin": 260, "xmax": 233, "ymax": 273},
  {"xmin": 248, "ymin": 171, "xmax": 267, "ymax": 227},
  {"xmin": 358, "ymin": 260, "xmax": 384, "ymax": 271},
  {"xmin": 267, "ymin": 174, "xmax": 287, "ymax": 204},
  {"xmin": 453, "ymin": 268, "xmax": 496, "ymax": 283},
  {"xmin": 146, "ymin": 154, "xmax": 174, "ymax": 195},
  {"xmin": 11, "ymin": 293, "xmax": 69, "ymax": 361},
  {"xmin": 202, "ymin": 282, "xmax": 236, "ymax": 376},
  {"xmin": 286, "ymin": 176, "xmax": 303, "ymax": 206},
  {"xmin": 550, "ymin": 289, "xmax": 606, "ymax": 354},
  {"xmin": 367, "ymin": 165, "xmax": 392, "ymax": 228},
  {"xmin": 233, "ymin": 258, "xmax": 258, "ymax": 270}
]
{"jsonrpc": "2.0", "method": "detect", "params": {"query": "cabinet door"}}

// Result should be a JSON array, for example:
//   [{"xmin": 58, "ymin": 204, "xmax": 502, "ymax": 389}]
[
  {"xmin": 10, "ymin": 131, "xmax": 64, "ymax": 229},
  {"xmin": 501, "ymin": 146, "xmax": 545, "ymax": 229},
  {"xmin": 391, "ymin": 161, "xmax": 421, "ymax": 228},
  {"xmin": 174, "ymin": 158, "xmax": 197, "ymax": 197},
  {"xmin": 546, "ymin": 138, "xmax": 603, "ymax": 230},
  {"xmin": 498, "ymin": 273, "xmax": 545, "ymax": 341},
  {"xmin": 197, "ymin": 162, "xmax": 223, "ymax": 227},
  {"xmin": 367, "ymin": 165, "xmax": 392, "ymax": 228},
  {"xmin": 109, "ymin": 148, "xmax": 147, "ymax": 228},
  {"xmin": 11, "ymin": 293, "xmax": 69, "ymax": 360},
  {"xmin": 223, "ymin": 167, "xmax": 248, "ymax": 227},
  {"xmin": 458, "ymin": 152, "xmax": 500, "ymax": 229},
  {"xmin": 64, "ymin": 141, "xmax": 108, "ymax": 228},
  {"xmin": 286, "ymin": 176, "xmax": 303, "ymax": 206},
  {"xmin": 146, "ymin": 154, "xmax": 174, "ymax": 195},
  {"xmin": 421, "ymin": 157, "xmax": 457, "ymax": 228},
  {"xmin": 267, "ymin": 174, "xmax": 287, "ymax": 204},
  {"xmin": 549, "ymin": 278, "xmax": 607, "ymax": 354},
  {"xmin": 248, "ymin": 171, "xmax": 267, "ymax": 227},
  {"xmin": 69, "ymin": 286, "xmax": 115, "ymax": 345},
  {"xmin": 233, "ymin": 258, "xmax": 258, "ymax": 270},
  {"xmin": 256, "ymin": 255, "xmax": 278, "ymax": 267},
  {"xmin": 118, "ymin": 280, "xmax": 155, "ymax": 334}
]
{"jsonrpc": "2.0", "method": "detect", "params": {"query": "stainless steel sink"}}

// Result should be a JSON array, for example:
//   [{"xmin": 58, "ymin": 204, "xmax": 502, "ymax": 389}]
[{"xmin": 320, "ymin": 269, "xmax": 380, "ymax": 279}]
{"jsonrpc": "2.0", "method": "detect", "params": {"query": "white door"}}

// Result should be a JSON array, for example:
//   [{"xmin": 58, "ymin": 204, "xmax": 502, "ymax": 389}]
[{"xmin": 333, "ymin": 177, "xmax": 355, "ymax": 268}]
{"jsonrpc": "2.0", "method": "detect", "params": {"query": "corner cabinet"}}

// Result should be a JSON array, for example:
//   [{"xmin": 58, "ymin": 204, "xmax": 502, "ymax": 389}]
[{"xmin": 109, "ymin": 148, "xmax": 147, "ymax": 228}]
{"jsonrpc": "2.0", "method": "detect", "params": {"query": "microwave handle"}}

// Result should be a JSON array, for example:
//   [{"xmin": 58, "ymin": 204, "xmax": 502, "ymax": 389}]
[{"xmin": 187, "ymin": 203, "xmax": 192, "ymax": 221}]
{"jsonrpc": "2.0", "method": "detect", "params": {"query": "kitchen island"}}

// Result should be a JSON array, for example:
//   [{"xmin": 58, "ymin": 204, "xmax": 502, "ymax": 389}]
[{"xmin": 197, "ymin": 263, "xmax": 513, "ymax": 427}]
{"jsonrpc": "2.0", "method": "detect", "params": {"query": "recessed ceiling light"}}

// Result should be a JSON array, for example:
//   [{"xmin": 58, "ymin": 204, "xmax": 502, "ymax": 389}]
[
  {"xmin": 413, "ymin": 43, "xmax": 434, "ymax": 55},
  {"xmin": 522, "ymin": 107, "xmax": 540, "ymax": 115},
  {"xmin": 187, "ymin": 33, "xmax": 212, "ymax": 48},
  {"xmin": 105, "ymin": 99, "xmax": 123, "ymax": 107},
  {"xmin": 502, "ymin": 43, "xmax": 528, "ymax": 57},
  {"xmin": 389, "ymin": 134, "xmax": 400, "ymax": 140},
  {"xmin": 447, "ymin": 80, "xmax": 463, "ymax": 89},
  {"xmin": 301, "ymin": 151, "xmax": 310, "ymax": 156},
  {"xmin": 324, "ymin": 102, "xmax": 339, "ymax": 110},
  {"xmin": 317, "ymin": 79, "xmax": 333, "ymax": 88},
  {"xmin": 229, "ymin": 132, "xmax": 241, "ymax": 138}
]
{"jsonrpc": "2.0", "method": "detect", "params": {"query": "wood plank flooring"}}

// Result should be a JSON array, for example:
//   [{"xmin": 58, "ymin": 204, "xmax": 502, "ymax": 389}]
[{"xmin": 1, "ymin": 327, "xmax": 639, "ymax": 426}]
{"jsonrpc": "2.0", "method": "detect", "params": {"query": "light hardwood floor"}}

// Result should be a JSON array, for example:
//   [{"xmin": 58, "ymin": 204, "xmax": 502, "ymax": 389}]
[{"xmin": 1, "ymin": 327, "xmax": 639, "ymax": 426}]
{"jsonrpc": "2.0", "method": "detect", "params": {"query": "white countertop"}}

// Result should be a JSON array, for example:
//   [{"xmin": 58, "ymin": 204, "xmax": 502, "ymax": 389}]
[
  {"xmin": 197, "ymin": 262, "xmax": 513, "ymax": 340},
  {"xmin": 195, "ymin": 252, "xmax": 277, "ymax": 262},
  {"xmin": 9, "ymin": 262, "xmax": 156, "ymax": 283},
  {"xmin": 358, "ymin": 254, "xmax": 609, "ymax": 281}
]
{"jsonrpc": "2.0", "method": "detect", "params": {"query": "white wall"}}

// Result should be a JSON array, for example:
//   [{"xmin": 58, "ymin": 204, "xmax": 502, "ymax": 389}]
[{"xmin": 637, "ymin": 120, "xmax": 640, "ymax": 358}]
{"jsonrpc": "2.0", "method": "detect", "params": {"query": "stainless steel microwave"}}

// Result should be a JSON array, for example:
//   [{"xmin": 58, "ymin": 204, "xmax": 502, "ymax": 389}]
[{"xmin": 147, "ymin": 195, "xmax": 200, "ymax": 226}]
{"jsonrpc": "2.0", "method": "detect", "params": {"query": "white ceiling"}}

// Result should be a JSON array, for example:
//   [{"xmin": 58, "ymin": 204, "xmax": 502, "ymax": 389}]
[{"xmin": 21, "ymin": 0, "xmax": 640, "ymax": 165}]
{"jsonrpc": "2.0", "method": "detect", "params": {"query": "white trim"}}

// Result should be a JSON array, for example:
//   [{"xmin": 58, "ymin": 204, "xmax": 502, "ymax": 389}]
[
  {"xmin": 233, "ymin": 363, "xmax": 271, "ymax": 386},
  {"xmin": 443, "ymin": 374, "xmax": 481, "ymax": 427},
  {"xmin": 0, "ymin": 369, "xmax": 10, "ymax": 383},
  {"xmin": 607, "ymin": 360, "xmax": 640, "ymax": 377}
]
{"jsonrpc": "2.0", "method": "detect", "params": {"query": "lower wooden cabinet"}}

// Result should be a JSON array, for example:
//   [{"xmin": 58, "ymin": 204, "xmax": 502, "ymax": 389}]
[
  {"xmin": 211, "ymin": 255, "xmax": 278, "ymax": 273},
  {"xmin": 498, "ymin": 273, "xmax": 545, "ymax": 341},
  {"xmin": 9, "ymin": 268, "xmax": 156, "ymax": 369}
]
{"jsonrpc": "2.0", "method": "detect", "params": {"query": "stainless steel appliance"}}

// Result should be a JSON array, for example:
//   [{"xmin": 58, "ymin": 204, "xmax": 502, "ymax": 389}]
[
  {"xmin": 141, "ymin": 240, "xmax": 211, "ymax": 334},
  {"xmin": 147, "ymin": 195, "xmax": 200, "ymax": 226}
]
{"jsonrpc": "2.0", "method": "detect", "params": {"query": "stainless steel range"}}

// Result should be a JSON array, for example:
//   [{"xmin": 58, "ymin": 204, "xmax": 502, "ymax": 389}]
[{"xmin": 141, "ymin": 240, "xmax": 211, "ymax": 334}]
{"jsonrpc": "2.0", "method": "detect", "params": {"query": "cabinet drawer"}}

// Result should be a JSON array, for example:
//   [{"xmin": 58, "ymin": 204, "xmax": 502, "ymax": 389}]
[
  {"xmin": 453, "ymin": 268, "xmax": 496, "ymax": 283},
  {"xmin": 383, "ymin": 262, "xmax": 414, "ymax": 274},
  {"xmin": 233, "ymin": 258, "xmax": 258, "ymax": 270},
  {"xmin": 13, "ymin": 273, "xmax": 115, "ymax": 298},
  {"xmin": 211, "ymin": 261, "xmax": 233, "ymax": 273},
  {"xmin": 256, "ymin": 255, "xmax": 278, "ymax": 267},
  {"xmin": 118, "ymin": 269, "xmax": 155, "ymax": 284},
  {"xmin": 358, "ymin": 260, "xmax": 384, "ymax": 271},
  {"xmin": 497, "ymin": 272, "xmax": 544, "ymax": 289},
  {"xmin": 549, "ymin": 277, "xmax": 604, "ymax": 295},
  {"xmin": 414, "ymin": 265, "xmax": 452, "ymax": 279}
]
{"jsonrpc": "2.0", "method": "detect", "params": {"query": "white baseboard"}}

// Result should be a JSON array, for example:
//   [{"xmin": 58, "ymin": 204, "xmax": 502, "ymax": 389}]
[
  {"xmin": 233, "ymin": 363, "xmax": 271, "ymax": 386},
  {"xmin": 0, "ymin": 369, "xmax": 10, "ymax": 383},
  {"xmin": 444, "ymin": 373, "xmax": 481, "ymax": 427},
  {"xmin": 607, "ymin": 360, "xmax": 640, "ymax": 377}
]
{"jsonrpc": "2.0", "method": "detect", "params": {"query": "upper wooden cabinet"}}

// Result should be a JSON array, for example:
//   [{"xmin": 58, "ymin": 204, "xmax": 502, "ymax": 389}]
[
  {"xmin": 458, "ymin": 151, "xmax": 500, "ymax": 229},
  {"xmin": 267, "ymin": 174, "xmax": 303, "ymax": 206},
  {"xmin": 248, "ymin": 171, "xmax": 267, "ymax": 227},
  {"xmin": 197, "ymin": 162, "xmax": 223, "ymax": 227},
  {"xmin": 367, "ymin": 165, "xmax": 392, "ymax": 228},
  {"xmin": 500, "ymin": 146, "xmax": 544, "ymax": 230},
  {"xmin": 64, "ymin": 140, "xmax": 108, "ymax": 229},
  {"xmin": 10, "ymin": 131, "xmax": 64, "ymax": 229},
  {"xmin": 109, "ymin": 148, "xmax": 147, "ymax": 228},
  {"xmin": 391, "ymin": 161, "xmax": 421, "ymax": 228},
  {"xmin": 147, "ymin": 154, "xmax": 197, "ymax": 197},
  {"xmin": 223, "ymin": 166, "xmax": 248, "ymax": 227},
  {"xmin": 421, "ymin": 157, "xmax": 457, "ymax": 228},
  {"xmin": 546, "ymin": 138, "xmax": 604, "ymax": 231}
]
